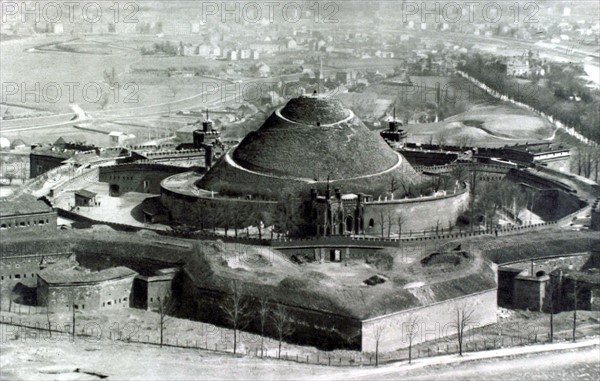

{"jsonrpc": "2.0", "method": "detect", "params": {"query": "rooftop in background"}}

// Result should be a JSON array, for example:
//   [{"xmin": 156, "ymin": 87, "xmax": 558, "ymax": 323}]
[
  {"xmin": 31, "ymin": 137, "xmax": 98, "ymax": 159},
  {"xmin": 508, "ymin": 142, "xmax": 571, "ymax": 154},
  {"xmin": 75, "ymin": 189, "xmax": 97, "ymax": 199},
  {"xmin": 0, "ymin": 194, "xmax": 53, "ymax": 217},
  {"xmin": 38, "ymin": 265, "xmax": 137, "ymax": 286}
]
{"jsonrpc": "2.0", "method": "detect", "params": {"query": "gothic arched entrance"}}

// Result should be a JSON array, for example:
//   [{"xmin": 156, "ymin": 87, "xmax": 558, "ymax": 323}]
[{"xmin": 345, "ymin": 216, "xmax": 353, "ymax": 233}]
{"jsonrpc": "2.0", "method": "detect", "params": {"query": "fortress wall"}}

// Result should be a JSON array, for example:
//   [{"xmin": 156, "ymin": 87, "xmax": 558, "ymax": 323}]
[
  {"xmin": 362, "ymin": 189, "xmax": 470, "ymax": 235},
  {"xmin": 361, "ymin": 289, "xmax": 497, "ymax": 352},
  {"xmin": 100, "ymin": 165, "xmax": 188, "ymax": 196},
  {"xmin": 160, "ymin": 187, "xmax": 278, "ymax": 226},
  {"xmin": 177, "ymin": 276, "xmax": 363, "ymax": 351},
  {"xmin": 37, "ymin": 274, "xmax": 135, "ymax": 313}
]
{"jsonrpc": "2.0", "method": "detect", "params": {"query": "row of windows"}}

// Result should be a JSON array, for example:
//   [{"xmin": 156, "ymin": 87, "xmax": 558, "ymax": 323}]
[
  {"xmin": 1, "ymin": 273, "xmax": 36, "ymax": 281},
  {"xmin": 1, "ymin": 219, "xmax": 49, "ymax": 229},
  {"xmin": 106, "ymin": 175, "xmax": 134, "ymax": 181},
  {"xmin": 102, "ymin": 297, "xmax": 128, "ymax": 307}
]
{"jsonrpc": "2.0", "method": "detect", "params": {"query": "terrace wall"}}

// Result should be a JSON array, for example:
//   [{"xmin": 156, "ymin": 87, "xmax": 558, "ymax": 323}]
[
  {"xmin": 362, "ymin": 188, "xmax": 470, "ymax": 235},
  {"xmin": 160, "ymin": 186, "xmax": 278, "ymax": 226}
]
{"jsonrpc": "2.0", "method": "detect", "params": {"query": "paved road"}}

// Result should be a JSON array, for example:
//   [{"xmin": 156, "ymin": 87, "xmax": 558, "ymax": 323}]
[
  {"xmin": 312, "ymin": 339, "xmax": 600, "ymax": 381},
  {"xmin": 401, "ymin": 346, "xmax": 599, "ymax": 380}
]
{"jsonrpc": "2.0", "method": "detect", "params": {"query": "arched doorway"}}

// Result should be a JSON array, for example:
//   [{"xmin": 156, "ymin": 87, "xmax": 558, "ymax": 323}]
[
  {"xmin": 345, "ymin": 216, "xmax": 353, "ymax": 233},
  {"xmin": 109, "ymin": 184, "xmax": 120, "ymax": 197}
]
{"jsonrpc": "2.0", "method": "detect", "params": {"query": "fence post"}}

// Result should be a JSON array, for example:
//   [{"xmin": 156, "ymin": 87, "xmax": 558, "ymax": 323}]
[
  {"xmin": 329, "ymin": 356, "xmax": 331, "ymax": 366},
  {"xmin": 306, "ymin": 355, "xmax": 309, "ymax": 363}
]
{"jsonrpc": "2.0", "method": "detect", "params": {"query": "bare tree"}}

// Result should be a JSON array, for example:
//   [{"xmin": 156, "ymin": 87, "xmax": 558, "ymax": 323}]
[
  {"xmin": 157, "ymin": 293, "xmax": 175, "ymax": 348},
  {"xmin": 450, "ymin": 165, "xmax": 469, "ymax": 185},
  {"xmin": 167, "ymin": 77, "xmax": 183, "ymax": 98},
  {"xmin": 257, "ymin": 298, "xmax": 270, "ymax": 358},
  {"xmin": 5, "ymin": 172, "xmax": 16, "ymax": 185},
  {"xmin": 397, "ymin": 212, "xmax": 407, "ymax": 239},
  {"xmin": 271, "ymin": 304, "xmax": 294, "ymax": 359},
  {"xmin": 46, "ymin": 306, "xmax": 53, "ymax": 339},
  {"xmin": 220, "ymin": 280, "xmax": 250, "ymax": 354},
  {"xmin": 377, "ymin": 210, "xmax": 386, "ymax": 238},
  {"xmin": 103, "ymin": 67, "xmax": 119, "ymax": 89},
  {"xmin": 547, "ymin": 276, "xmax": 558, "ymax": 343},
  {"xmin": 69, "ymin": 290, "xmax": 77, "ymax": 342},
  {"xmin": 456, "ymin": 135, "xmax": 473, "ymax": 150},
  {"xmin": 435, "ymin": 130, "xmax": 450, "ymax": 149},
  {"xmin": 386, "ymin": 211, "xmax": 394, "ymax": 238},
  {"xmin": 455, "ymin": 304, "xmax": 474, "ymax": 356},
  {"xmin": 373, "ymin": 325, "xmax": 385, "ymax": 366},
  {"xmin": 404, "ymin": 315, "xmax": 420, "ymax": 364}
]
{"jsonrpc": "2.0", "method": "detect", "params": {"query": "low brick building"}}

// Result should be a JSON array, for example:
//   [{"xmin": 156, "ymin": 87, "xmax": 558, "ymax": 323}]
[
  {"xmin": 37, "ymin": 265, "xmax": 137, "ymax": 313},
  {"xmin": 132, "ymin": 267, "xmax": 178, "ymax": 310},
  {"xmin": 0, "ymin": 194, "xmax": 57, "ymax": 235}
]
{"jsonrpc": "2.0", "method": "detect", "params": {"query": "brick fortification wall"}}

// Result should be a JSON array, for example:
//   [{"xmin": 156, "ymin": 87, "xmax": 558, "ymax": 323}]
[
  {"xmin": 37, "ymin": 275, "xmax": 135, "ymax": 313},
  {"xmin": 362, "ymin": 188, "xmax": 470, "ymax": 235},
  {"xmin": 176, "ymin": 275, "xmax": 363, "ymax": 350},
  {"xmin": 0, "ymin": 211, "xmax": 57, "ymax": 236},
  {"xmin": 100, "ymin": 164, "xmax": 189, "ymax": 196},
  {"xmin": 361, "ymin": 289, "xmax": 497, "ymax": 352},
  {"xmin": 161, "ymin": 187, "xmax": 278, "ymax": 226}
]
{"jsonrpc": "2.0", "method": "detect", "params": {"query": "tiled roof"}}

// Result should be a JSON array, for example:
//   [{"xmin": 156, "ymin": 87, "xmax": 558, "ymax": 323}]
[
  {"xmin": 39, "ymin": 266, "xmax": 137, "ymax": 285},
  {"xmin": 0, "ymin": 194, "xmax": 53, "ymax": 217}
]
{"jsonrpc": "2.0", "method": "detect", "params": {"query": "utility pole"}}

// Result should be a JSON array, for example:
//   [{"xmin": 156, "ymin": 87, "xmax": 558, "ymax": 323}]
[
  {"xmin": 572, "ymin": 280, "xmax": 577, "ymax": 342},
  {"xmin": 71, "ymin": 292, "xmax": 76, "ymax": 342}
]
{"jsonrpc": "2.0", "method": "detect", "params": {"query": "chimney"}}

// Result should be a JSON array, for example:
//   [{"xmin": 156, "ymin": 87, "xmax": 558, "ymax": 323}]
[
  {"xmin": 310, "ymin": 188, "xmax": 318, "ymax": 200},
  {"xmin": 334, "ymin": 188, "xmax": 341, "ymax": 200},
  {"xmin": 389, "ymin": 106, "xmax": 398, "ymax": 131},
  {"xmin": 204, "ymin": 144, "xmax": 213, "ymax": 168},
  {"xmin": 203, "ymin": 109, "xmax": 212, "ymax": 132}
]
